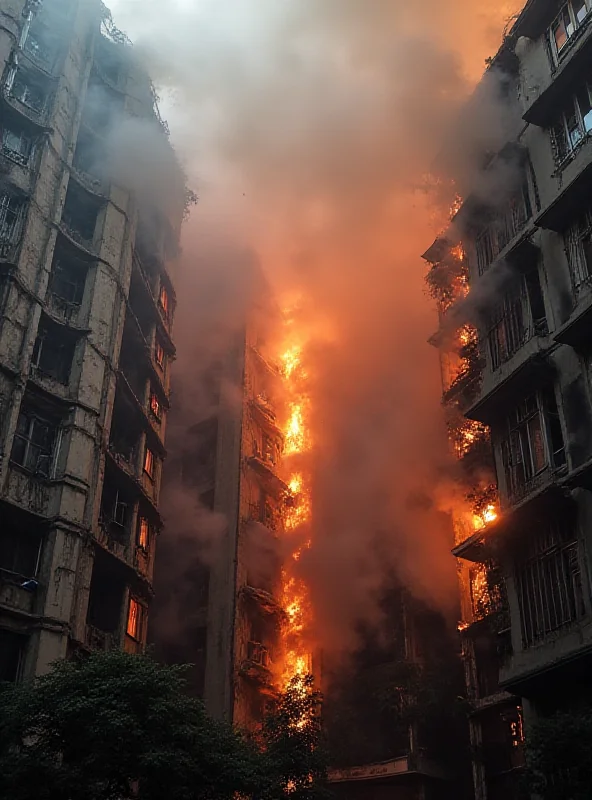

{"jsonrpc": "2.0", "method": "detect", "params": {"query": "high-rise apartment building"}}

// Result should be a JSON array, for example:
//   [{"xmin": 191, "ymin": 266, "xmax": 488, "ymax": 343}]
[
  {"xmin": 0, "ymin": 0, "xmax": 182, "ymax": 682},
  {"xmin": 425, "ymin": 0, "xmax": 592, "ymax": 796},
  {"xmin": 155, "ymin": 280, "xmax": 288, "ymax": 729}
]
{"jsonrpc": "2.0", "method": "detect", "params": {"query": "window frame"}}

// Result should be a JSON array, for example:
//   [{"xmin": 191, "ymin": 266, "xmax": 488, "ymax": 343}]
[
  {"xmin": 126, "ymin": 597, "xmax": 146, "ymax": 641},
  {"xmin": 143, "ymin": 446, "xmax": 155, "ymax": 480},
  {"xmin": 154, "ymin": 338, "xmax": 165, "ymax": 369},
  {"xmin": 11, "ymin": 407, "xmax": 59, "ymax": 478},
  {"xmin": 137, "ymin": 516, "xmax": 151, "ymax": 551},
  {"xmin": 149, "ymin": 389, "xmax": 162, "ymax": 422},
  {"xmin": 550, "ymin": 0, "xmax": 592, "ymax": 61}
]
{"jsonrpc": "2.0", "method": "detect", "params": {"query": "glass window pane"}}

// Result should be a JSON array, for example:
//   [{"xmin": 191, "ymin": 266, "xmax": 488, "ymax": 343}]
[
  {"xmin": 574, "ymin": 0, "xmax": 588, "ymax": 23},
  {"xmin": 528, "ymin": 415, "xmax": 547, "ymax": 473}
]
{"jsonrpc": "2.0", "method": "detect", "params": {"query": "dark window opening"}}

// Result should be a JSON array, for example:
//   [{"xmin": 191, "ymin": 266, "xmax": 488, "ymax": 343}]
[
  {"xmin": 11, "ymin": 67, "xmax": 51, "ymax": 115},
  {"xmin": 99, "ymin": 473, "xmax": 132, "ymax": 541},
  {"xmin": 48, "ymin": 248, "xmax": 88, "ymax": 321},
  {"xmin": 82, "ymin": 79, "xmax": 121, "ymax": 137},
  {"xmin": 87, "ymin": 551, "xmax": 125, "ymax": 635},
  {"xmin": 31, "ymin": 316, "xmax": 77, "ymax": 384},
  {"xmin": 0, "ymin": 192, "xmax": 26, "ymax": 258},
  {"xmin": 565, "ymin": 205, "xmax": 592, "ymax": 290},
  {"xmin": 73, "ymin": 127, "xmax": 104, "ymax": 182},
  {"xmin": 118, "ymin": 321, "xmax": 147, "ymax": 400},
  {"xmin": 109, "ymin": 391, "xmax": 141, "ymax": 468},
  {"xmin": 0, "ymin": 523, "xmax": 42, "ymax": 579},
  {"xmin": 476, "ymin": 178, "xmax": 531, "ymax": 275},
  {"xmin": 128, "ymin": 271, "xmax": 154, "ymax": 340},
  {"xmin": 11, "ymin": 399, "xmax": 60, "ymax": 477},
  {"xmin": 95, "ymin": 37, "xmax": 122, "ymax": 85},
  {"xmin": 0, "ymin": 630, "xmax": 27, "ymax": 682},
  {"xmin": 61, "ymin": 182, "xmax": 101, "ymax": 249},
  {"xmin": 1, "ymin": 119, "xmax": 33, "ymax": 166}
]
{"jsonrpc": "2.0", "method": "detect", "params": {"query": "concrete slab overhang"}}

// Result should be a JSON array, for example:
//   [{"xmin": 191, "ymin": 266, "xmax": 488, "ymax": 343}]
[
  {"xmin": 554, "ymin": 290, "xmax": 592, "ymax": 350},
  {"xmin": 523, "ymin": 23, "xmax": 592, "ymax": 127},
  {"xmin": 536, "ymin": 157, "xmax": 592, "ymax": 232}
]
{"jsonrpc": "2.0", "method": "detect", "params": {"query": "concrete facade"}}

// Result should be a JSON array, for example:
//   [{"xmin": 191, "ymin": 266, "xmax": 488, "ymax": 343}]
[
  {"xmin": 0, "ymin": 0, "xmax": 181, "ymax": 681},
  {"xmin": 424, "ymin": 0, "xmax": 592, "ymax": 796}
]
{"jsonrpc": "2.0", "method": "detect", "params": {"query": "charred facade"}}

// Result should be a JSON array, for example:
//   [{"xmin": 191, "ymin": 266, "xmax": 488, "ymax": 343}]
[
  {"xmin": 0, "ymin": 0, "xmax": 182, "ymax": 682},
  {"xmin": 425, "ymin": 0, "xmax": 592, "ymax": 796}
]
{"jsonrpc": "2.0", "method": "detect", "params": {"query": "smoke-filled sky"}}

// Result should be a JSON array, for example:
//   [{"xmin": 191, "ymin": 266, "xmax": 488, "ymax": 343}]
[{"xmin": 109, "ymin": 0, "xmax": 521, "ymax": 653}]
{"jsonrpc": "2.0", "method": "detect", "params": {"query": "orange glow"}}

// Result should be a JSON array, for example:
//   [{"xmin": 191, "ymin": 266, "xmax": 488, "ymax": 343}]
[
  {"xmin": 449, "ymin": 194, "xmax": 463, "ymax": 220},
  {"xmin": 472, "ymin": 503, "xmax": 499, "ymax": 531}
]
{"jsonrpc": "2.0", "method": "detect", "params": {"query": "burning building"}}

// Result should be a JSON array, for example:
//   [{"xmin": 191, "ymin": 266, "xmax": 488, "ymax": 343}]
[
  {"xmin": 153, "ymin": 276, "xmax": 316, "ymax": 726},
  {"xmin": 425, "ymin": 0, "xmax": 592, "ymax": 795},
  {"xmin": 0, "ymin": 0, "xmax": 184, "ymax": 682}
]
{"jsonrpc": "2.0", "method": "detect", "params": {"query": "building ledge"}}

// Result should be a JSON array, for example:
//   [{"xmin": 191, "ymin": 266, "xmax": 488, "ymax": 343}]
[
  {"xmin": 240, "ymin": 585, "xmax": 284, "ymax": 617},
  {"xmin": 500, "ymin": 622, "xmax": 592, "ymax": 697},
  {"xmin": 536, "ymin": 150, "xmax": 592, "ymax": 231},
  {"xmin": 464, "ymin": 338, "xmax": 553, "ymax": 424},
  {"xmin": 524, "ymin": 23, "xmax": 592, "ymax": 127},
  {"xmin": 554, "ymin": 285, "xmax": 592, "ymax": 349},
  {"xmin": 328, "ymin": 754, "xmax": 452, "ymax": 784},
  {"xmin": 469, "ymin": 690, "xmax": 517, "ymax": 715}
]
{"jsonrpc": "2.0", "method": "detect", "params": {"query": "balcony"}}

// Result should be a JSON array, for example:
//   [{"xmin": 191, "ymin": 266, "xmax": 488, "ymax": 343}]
[
  {"xmin": 6, "ymin": 66, "xmax": 53, "ymax": 124},
  {"xmin": 241, "ymin": 585, "xmax": 283, "ymax": 617},
  {"xmin": 474, "ymin": 201, "xmax": 533, "ymax": 277},
  {"xmin": 248, "ymin": 454, "xmax": 288, "ymax": 497},
  {"xmin": 0, "ymin": 568, "xmax": 37, "ymax": 614},
  {"xmin": 239, "ymin": 641, "xmax": 275, "ymax": 690},
  {"xmin": 536, "ymin": 149, "xmax": 592, "ymax": 232}
]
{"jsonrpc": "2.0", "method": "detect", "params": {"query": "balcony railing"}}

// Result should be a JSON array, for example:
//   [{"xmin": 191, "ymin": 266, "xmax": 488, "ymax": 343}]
[{"xmin": 476, "ymin": 194, "xmax": 531, "ymax": 275}]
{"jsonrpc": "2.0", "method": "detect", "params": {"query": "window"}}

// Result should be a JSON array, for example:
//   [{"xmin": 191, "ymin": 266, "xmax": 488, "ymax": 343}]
[
  {"xmin": 0, "ymin": 526, "xmax": 42, "ymax": 578},
  {"xmin": 565, "ymin": 205, "xmax": 592, "ymax": 290},
  {"xmin": 550, "ymin": 0, "xmax": 592, "ymax": 59},
  {"xmin": 149, "ymin": 390, "xmax": 161, "ymax": 421},
  {"xmin": 247, "ymin": 641, "xmax": 271, "ymax": 668},
  {"xmin": 488, "ymin": 272, "xmax": 547, "ymax": 370},
  {"xmin": 126, "ymin": 597, "xmax": 145, "ymax": 640},
  {"xmin": 143, "ymin": 447, "xmax": 155, "ymax": 479},
  {"xmin": 262, "ymin": 434, "xmax": 277, "ymax": 465},
  {"xmin": 31, "ymin": 317, "xmax": 76, "ymax": 384},
  {"xmin": 137, "ymin": 517, "xmax": 150, "ymax": 550},
  {"xmin": 516, "ymin": 519, "xmax": 585, "ymax": 647},
  {"xmin": 475, "ymin": 180, "xmax": 531, "ymax": 274},
  {"xmin": 11, "ymin": 404, "xmax": 59, "ymax": 477},
  {"xmin": 1, "ymin": 124, "xmax": 32, "ymax": 166},
  {"xmin": 0, "ymin": 193, "xmax": 26, "ymax": 256},
  {"xmin": 11, "ymin": 68, "xmax": 50, "ymax": 114},
  {"xmin": 551, "ymin": 77, "xmax": 592, "ymax": 164},
  {"xmin": 61, "ymin": 183, "xmax": 100, "ymax": 248},
  {"xmin": 24, "ymin": 18, "xmax": 61, "ymax": 71},
  {"xmin": 154, "ymin": 338, "xmax": 165, "ymax": 369},
  {"xmin": 0, "ymin": 631, "xmax": 26, "ymax": 683},
  {"xmin": 158, "ymin": 284, "xmax": 170, "ymax": 320},
  {"xmin": 501, "ymin": 390, "xmax": 566, "ymax": 501},
  {"xmin": 49, "ymin": 252, "xmax": 88, "ymax": 314}
]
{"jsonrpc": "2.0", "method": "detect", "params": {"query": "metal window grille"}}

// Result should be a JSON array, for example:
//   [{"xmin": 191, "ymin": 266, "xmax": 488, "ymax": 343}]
[
  {"xmin": 516, "ymin": 521, "xmax": 585, "ymax": 647},
  {"xmin": 11, "ymin": 410, "xmax": 57, "ymax": 477},
  {"xmin": 0, "ymin": 194, "xmax": 25, "ymax": 257}
]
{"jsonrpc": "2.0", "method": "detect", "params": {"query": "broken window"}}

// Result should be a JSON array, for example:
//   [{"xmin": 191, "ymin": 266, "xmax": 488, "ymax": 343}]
[
  {"xmin": 0, "ymin": 630, "xmax": 27, "ymax": 682},
  {"xmin": 11, "ymin": 402, "xmax": 60, "ymax": 477},
  {"xmin": 149, "ymin": 389, "xmax": 162, "ymax": 421},
  {"xmin": 516, "ymin": 517, "xmax": 585, "ymax": 647},
  {"xmin": 501, "ymin": 390, "xmax": 566, "ymax": 501},
  {"xmin": 154, "ymin": 338, "xmax": 165, "ymax": 369},
  {"xmin": 61, "ymin": 182, "xmax": 101, "ymax": 249},
  {"xmin": 126, "ymin": 597, "xmax": 146, "ymax": 640},
  {"xmin": 0, "ymin": 193, "xmax": 26, "ymax": 258},
  {"xmin": 87, "ymin": 549, "xmax": 126, "ymax": 636},
  {"xmin": 48, "ymin": 249, "xmax": 88, "ymax": 320},
  {"xmin": 1, "ymin": 121, "xmax": 33, "ymax": 166},
  {"xmin": 73, "ymin": 127, "xmax": 103, "ymax": 181},
  {"xmin": 550, "ymin": 0, "xmax": 592, "ymax": 59},
  {"xmin": 31, "ymin": 316, "xmax": 76, "ymax": 384},
  {"xmin": 564, "ymin": 205, "xmax": 592, "ymax": 290},
  {"xmin": 143, "ymin": 447, "xmax": 156, "ymax": 479},
  {"xmin": 100, "ymin": 486, "xmax": 128, "ymax": 535},
  {"xmin": 10, "ymin": 67, "xmax": 51, "ymax": 115},
  {"xmin": 137, "ymin": 517, "xmax": 151, "ymax": 550}
]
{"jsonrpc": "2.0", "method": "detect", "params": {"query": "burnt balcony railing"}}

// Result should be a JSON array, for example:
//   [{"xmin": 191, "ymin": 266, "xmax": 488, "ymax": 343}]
[
  {"xmin": 488, "ymin": 301, "xmax": 548, "ymax": 372},
  {"xmin": 476, "ymin": 191, "xmax": 531, "ymax": 275}
]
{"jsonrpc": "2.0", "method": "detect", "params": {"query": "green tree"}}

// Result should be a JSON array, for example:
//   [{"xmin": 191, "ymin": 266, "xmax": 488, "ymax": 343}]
[
  {"xmin": 0, "ymin": 650, "xmax": 260, "ymax": 800},
  {"xmin": 526, "ymin": 704, "xmax": 592, "ymax": 800},
  {"xmin": 259, "ymin": 674, "xmax": 329, "ymax": 800}
]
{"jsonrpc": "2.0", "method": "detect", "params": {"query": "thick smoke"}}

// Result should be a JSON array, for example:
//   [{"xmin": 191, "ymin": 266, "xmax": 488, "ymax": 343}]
[{"xmin": 109, "ymin": 0, "xmax": 522, "ymax": 654}]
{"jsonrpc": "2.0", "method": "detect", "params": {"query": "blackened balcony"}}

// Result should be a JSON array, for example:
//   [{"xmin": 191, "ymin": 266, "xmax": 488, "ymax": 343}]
[
  {"xmin": 248, "ymin": 452, "xmax": 288, "ymax": 497},
  {"xmin": 240, "ymin": 641, "xmax": 275, "ymax": 689},
  {"xmin": 7, "ymin": 65, "xmax": 53, "ymax": 124},
  {"xmin": 72, "ymin": 127, "xmax": 108, "ymax": 195},
  {"xmin": 475, "ymin": 187, "xmax": 532, "ymax": 276},
  {"xmin": 46, "ymin": 247, "xmax": 89, "ymax": 327},
  {"xmin": 23, "ymin": 15, "xmax": 63, "ymax": 75}
]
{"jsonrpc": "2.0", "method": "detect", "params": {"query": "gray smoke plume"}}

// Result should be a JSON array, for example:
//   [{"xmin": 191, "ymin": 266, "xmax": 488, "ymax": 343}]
[{"xmin": 108, "ymin": 0, "xmax": 523, "ymax": 655}]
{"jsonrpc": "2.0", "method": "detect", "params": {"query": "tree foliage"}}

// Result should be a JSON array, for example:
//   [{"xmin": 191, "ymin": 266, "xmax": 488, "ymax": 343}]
[
  {"xmin": 526, "ymin": 704, "xmax": 592, "ymax": 800},
  {"xmin": 0, "ymin": 653, "xmax": 329, "ymax": 800},
  {"xmin": 0, "ymin": 650, "xmax": 259, "ymax": 800}
]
